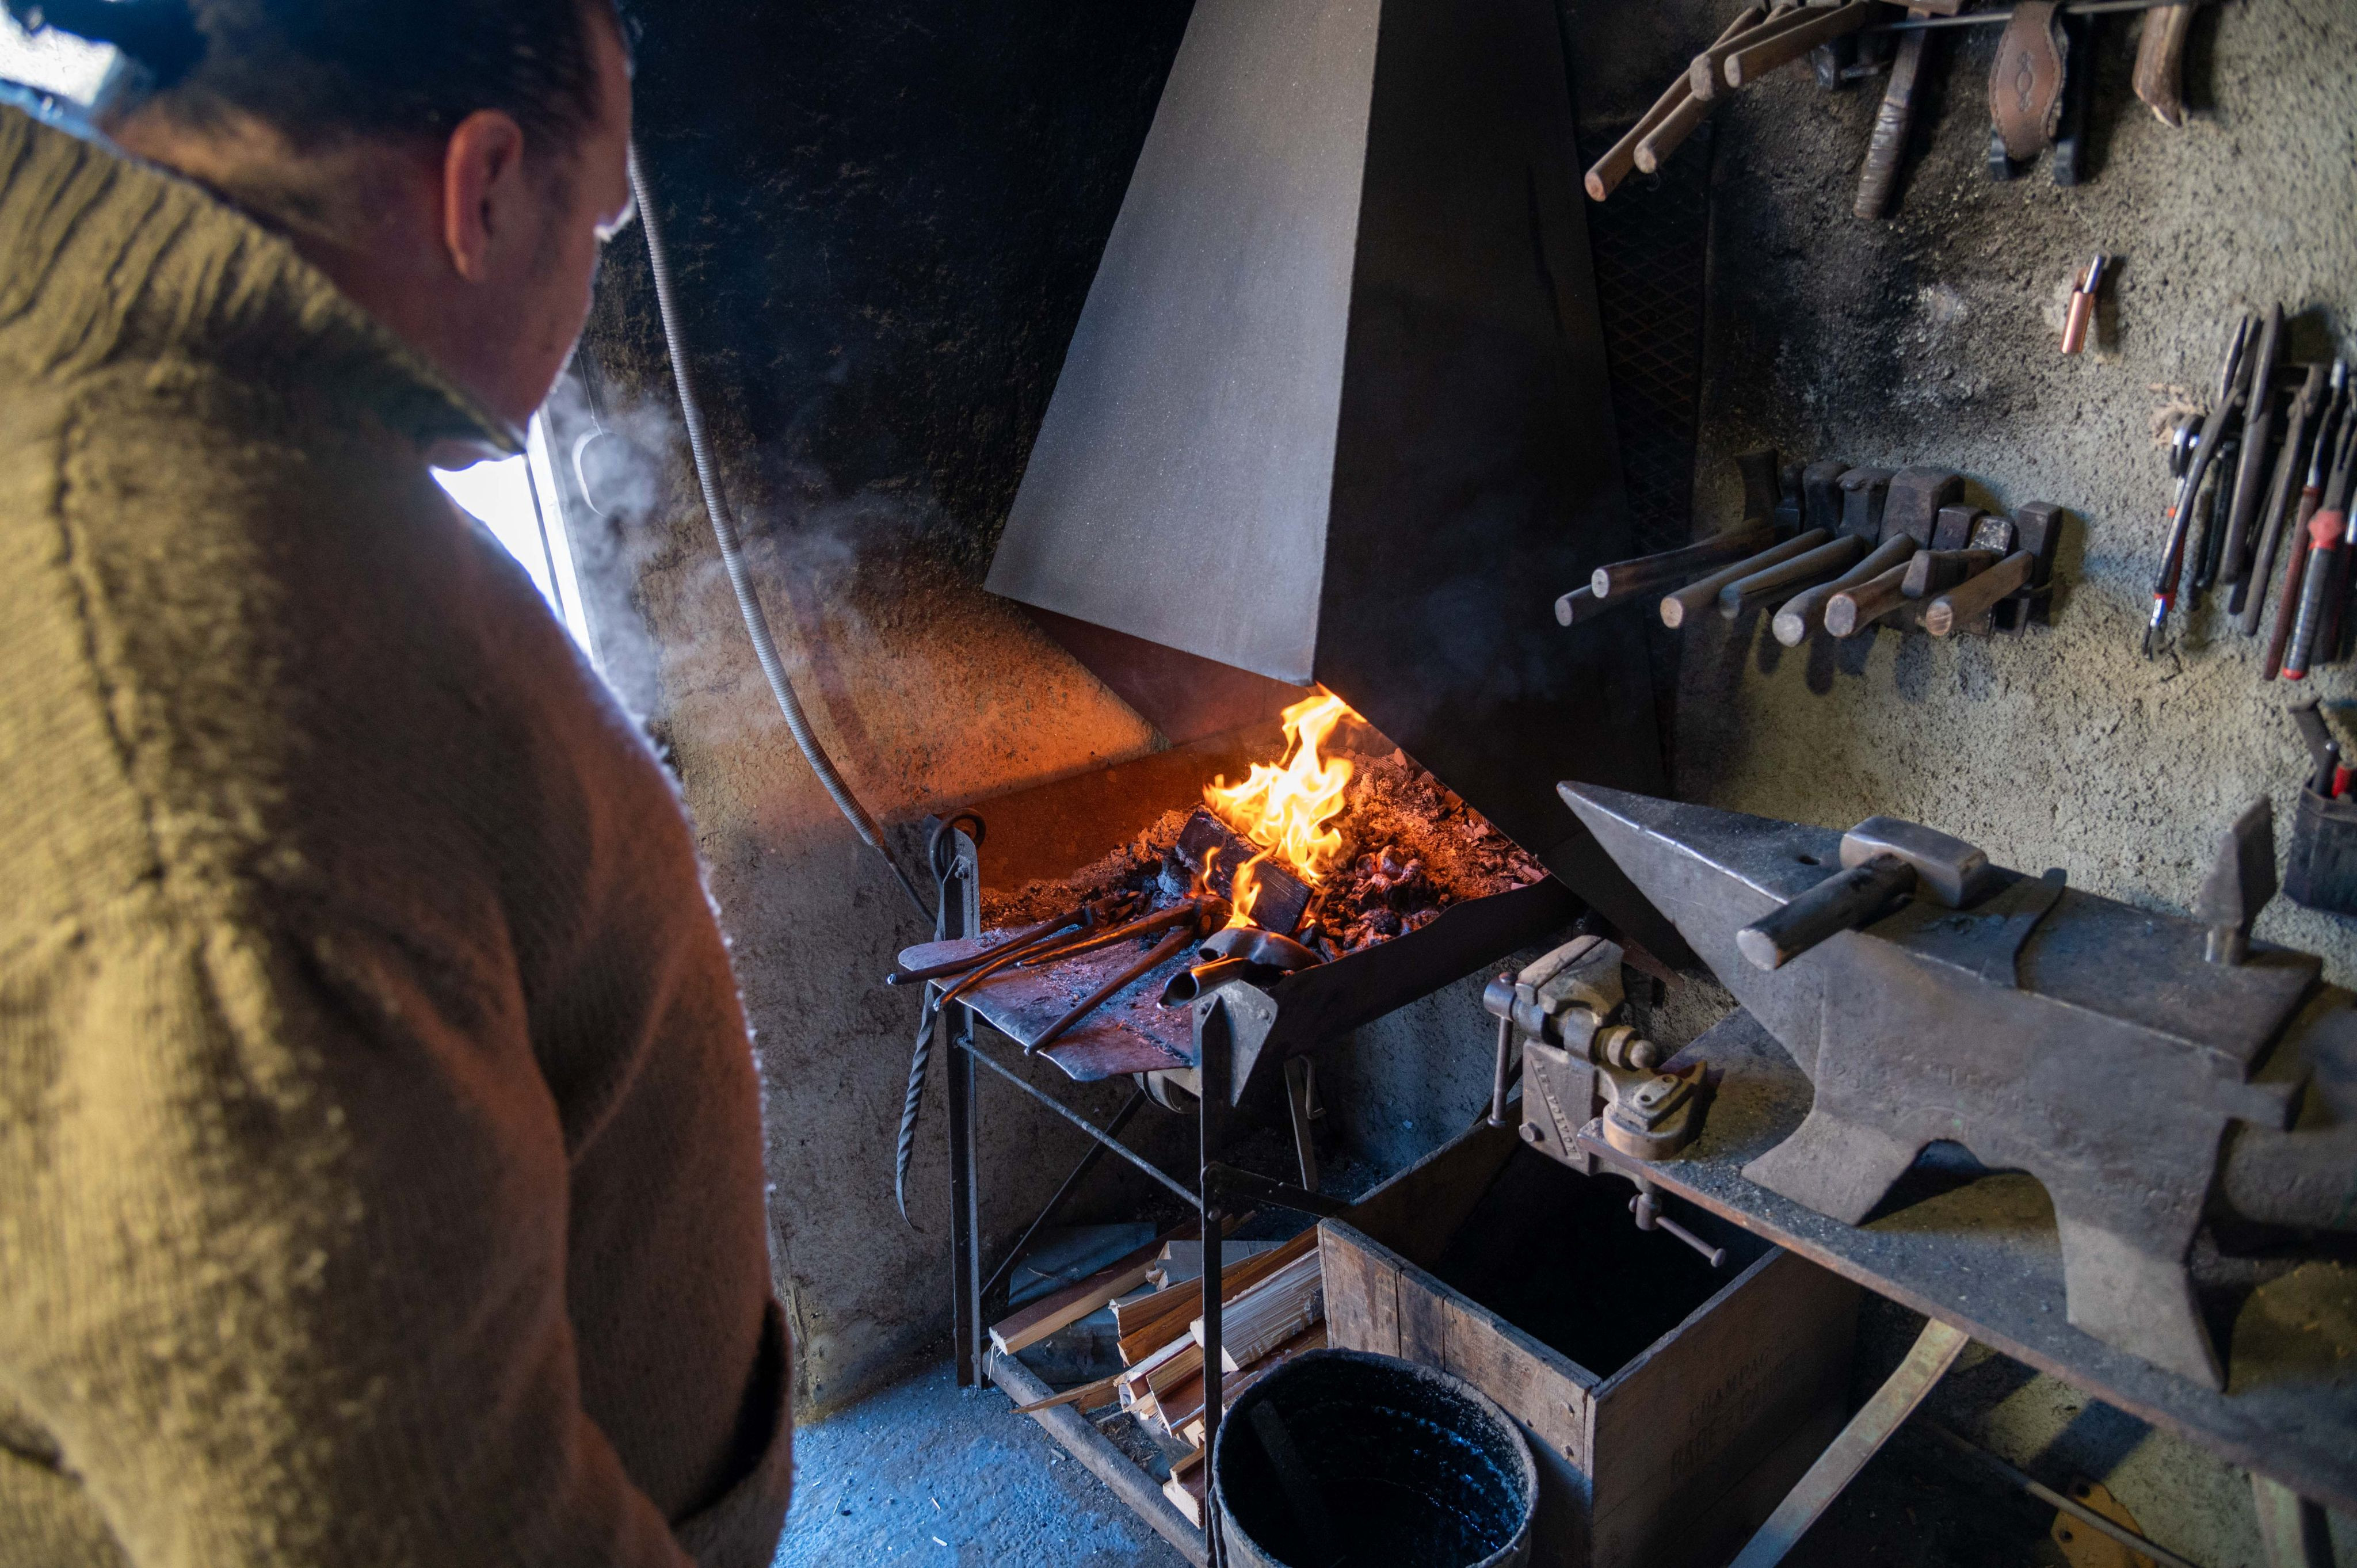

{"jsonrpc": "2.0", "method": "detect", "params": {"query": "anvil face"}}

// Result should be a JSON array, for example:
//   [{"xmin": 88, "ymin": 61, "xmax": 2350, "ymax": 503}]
[{"xmin": 1560, "ymin": 784, "xmax": 2315, "ymax": 1390}]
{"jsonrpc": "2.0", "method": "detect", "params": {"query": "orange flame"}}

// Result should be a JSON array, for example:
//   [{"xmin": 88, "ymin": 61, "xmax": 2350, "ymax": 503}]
[
  {"xmin": 1226, "ymin": 851, "xmax": 1270, "ymax": 931},
  {"xmin": 1206, "ymin": 690, "xmax": 1358, "ymax": 911}
]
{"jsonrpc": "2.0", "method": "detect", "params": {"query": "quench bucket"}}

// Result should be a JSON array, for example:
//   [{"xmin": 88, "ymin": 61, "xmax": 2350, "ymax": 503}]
[{"xmin": 1211, "ymin": 1349, "xmax": 1536, "ymax": 1568}]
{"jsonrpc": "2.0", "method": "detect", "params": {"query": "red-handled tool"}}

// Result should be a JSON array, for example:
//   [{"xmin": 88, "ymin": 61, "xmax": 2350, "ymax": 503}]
[
  {"xmin": 2266, "ymin": 362, "xmax": 2348, "ymax": 679},
  {"xmin": 2280, "ymin": 419, "xmax": 2357, "ymax": 680}
]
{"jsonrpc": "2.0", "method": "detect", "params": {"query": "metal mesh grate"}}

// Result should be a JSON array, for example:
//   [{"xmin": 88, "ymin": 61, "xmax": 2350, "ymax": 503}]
[{"xmin": 1576, "ymin": 121, "xmax": 1715, "ymax": 551}]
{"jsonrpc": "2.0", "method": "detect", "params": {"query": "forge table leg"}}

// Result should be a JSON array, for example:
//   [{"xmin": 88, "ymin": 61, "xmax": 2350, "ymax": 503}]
[
  {"xmin": 2252, "ymin": 1474, "xmax": 2335, "ymax": 1568},
  {"xmin": 1284, "ymin": 1055, "xmax": 1319, "ymax": 1193},
  {"xmin": 948, "ymin": 1016, "xmax": 982, "ymax": 1388},
  {"xmin": 1199, "ymin": 1002, "xmax": 1233, "ymax": 1566},
  {"xmin": 1727, "ymin": 1317, "xmax": 1972, "ymax": 1568}
]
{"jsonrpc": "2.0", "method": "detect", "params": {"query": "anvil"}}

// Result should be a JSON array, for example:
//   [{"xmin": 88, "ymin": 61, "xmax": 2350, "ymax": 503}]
[{"xmin": 1562, "ymin": 783, "xmax": 2357, "ymax": 1391}]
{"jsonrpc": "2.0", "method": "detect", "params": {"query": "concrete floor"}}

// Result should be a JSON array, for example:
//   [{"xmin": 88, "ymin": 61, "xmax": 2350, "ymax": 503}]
[
  {"xmin": 776, "ymin": 1363, "xmax": 1190, "ymax": 1567},
  {"xmin": 779, "ymin": 1339, "xmax": 2329, "ymax": 1567}
]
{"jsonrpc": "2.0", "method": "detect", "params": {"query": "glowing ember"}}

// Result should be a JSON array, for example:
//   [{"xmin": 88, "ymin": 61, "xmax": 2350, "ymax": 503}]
[{"xmin": 1206, "ymin": 690, "xmax": 1358, "ymax": 926}]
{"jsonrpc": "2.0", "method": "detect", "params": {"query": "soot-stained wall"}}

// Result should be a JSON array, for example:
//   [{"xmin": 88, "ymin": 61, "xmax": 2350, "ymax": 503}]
[
  {"xmin": 1652, "ymin": 0, "xmax": 2357, "ymax": 974},
  {"xmin": 570, "ymin": 0, "xmax": 1195, "ymax": 1413}
]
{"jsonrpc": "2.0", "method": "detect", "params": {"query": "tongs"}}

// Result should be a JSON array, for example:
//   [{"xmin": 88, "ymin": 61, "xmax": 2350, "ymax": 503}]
[{"xmin": 1159, "ymin": 923, "xmax": 1324, "ymax": 1006}]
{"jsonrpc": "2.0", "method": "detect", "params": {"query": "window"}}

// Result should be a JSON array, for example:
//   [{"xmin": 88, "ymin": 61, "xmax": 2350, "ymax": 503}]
[
  {"xmin": 0, "ymin": 13, "xmax": 114, "ymax": 104},
  {"xmin": 433, "ymin": 415, "xmax": 598, "ymax": 659}
]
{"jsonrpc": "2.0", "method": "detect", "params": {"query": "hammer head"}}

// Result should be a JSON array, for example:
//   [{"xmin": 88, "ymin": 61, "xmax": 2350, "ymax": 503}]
[
  {"xmin": 1836, "ymin": 467, "xmax": 1895, "ymax": 540},
  {"xmin": 1888, "ymin": 468, "xmax": 1966, "ymax": 547},
  {"xmin": 1839, "ymin": 815, "xmax": 1999, "ymax": 908}
]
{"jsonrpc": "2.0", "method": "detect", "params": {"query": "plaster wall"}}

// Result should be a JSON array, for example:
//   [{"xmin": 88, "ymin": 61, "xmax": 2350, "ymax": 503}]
[{"xmin": 1660, "ymin": 0, "xmax": 2357, "ymax": 974}]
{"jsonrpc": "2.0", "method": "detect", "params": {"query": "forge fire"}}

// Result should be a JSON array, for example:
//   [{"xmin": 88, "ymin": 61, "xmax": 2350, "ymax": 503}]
[{"xmin": 985, "ymin": 690, "xmax": 1546, "ymax": 962}]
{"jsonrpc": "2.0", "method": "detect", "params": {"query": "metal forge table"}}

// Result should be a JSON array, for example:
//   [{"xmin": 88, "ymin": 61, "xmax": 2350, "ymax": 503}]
[
  {"xmin": 909, "ymin": 826, "xmax": 1580, "ymax": 1564},
  {"xmin": 1574, "ymin": 1007, "xmax": 2357, "ymax": 1561}
]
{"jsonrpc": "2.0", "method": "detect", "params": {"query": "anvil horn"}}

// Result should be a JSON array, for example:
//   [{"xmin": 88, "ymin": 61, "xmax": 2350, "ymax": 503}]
[{"xmin": 1558, "ymin": 782, "xmax": 1849, "ymax": 1077}]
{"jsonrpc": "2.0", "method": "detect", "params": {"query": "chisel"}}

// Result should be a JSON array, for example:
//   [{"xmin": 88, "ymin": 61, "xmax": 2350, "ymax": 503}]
[
  {"xmin": 2238, "ymin": 361, "xmax": 2328, "ymax": 638},
  {"xmin": 2217, "ymin": 304, "xmax": 2283, "ymax": 604},
  {"xmin": 2280, "ymin": 420, "xmax": 2357, "ymax": 680}
]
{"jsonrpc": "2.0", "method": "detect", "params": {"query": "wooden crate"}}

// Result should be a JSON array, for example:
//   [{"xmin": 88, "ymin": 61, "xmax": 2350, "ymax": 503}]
[{"xmin": 1321, "ymin": 1117, "xmax": 1859, "ymax": 1568}]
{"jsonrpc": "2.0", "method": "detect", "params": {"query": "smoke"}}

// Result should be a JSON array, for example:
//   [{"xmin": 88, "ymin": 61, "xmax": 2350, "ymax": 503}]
[{"xmin": 538, "ymin": 368, "xmax": 957, "ymax": 803}]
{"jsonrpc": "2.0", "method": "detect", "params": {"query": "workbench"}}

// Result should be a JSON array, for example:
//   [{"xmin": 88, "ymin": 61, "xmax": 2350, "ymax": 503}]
[{"xmin": 1577, "ymin": 1007, "xmax": 2357, "ymax": 1519}]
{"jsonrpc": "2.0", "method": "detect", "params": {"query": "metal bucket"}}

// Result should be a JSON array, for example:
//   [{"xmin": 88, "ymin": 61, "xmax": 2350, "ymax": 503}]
[{"xmin": 1211, "ymin": 1349, "xmax": 1536, "ymax": 1568}]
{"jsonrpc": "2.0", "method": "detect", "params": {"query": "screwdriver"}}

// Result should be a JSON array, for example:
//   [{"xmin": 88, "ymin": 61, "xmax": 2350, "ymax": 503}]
[
  {"xmin": 2146, "ymin": 314, "xmax": 2251, "ymax": 657},
  {"xmin": 2280, "ymin": 417, "xmax": 2357, "ymax": 680},
  {"xmin": 2266, "ymin": 362, "xmax": 2350, "ymax": 679}
]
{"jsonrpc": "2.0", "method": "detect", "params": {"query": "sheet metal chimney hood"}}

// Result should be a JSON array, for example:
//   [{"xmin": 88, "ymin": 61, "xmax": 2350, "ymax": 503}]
[{"xmin": 987, "ymin": 0, "xmax": 1680, "ymax": 957}]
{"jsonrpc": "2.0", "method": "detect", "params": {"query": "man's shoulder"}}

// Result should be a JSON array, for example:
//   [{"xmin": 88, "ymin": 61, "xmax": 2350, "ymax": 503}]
[{"xmin": 0, "ymin": 359, "xmax": 493, "ymax": 926}]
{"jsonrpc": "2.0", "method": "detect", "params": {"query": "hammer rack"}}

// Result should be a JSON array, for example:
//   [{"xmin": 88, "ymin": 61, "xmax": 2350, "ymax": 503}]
[{"xmin": 1559, "ymin": 451, "xmax": 2066, "ymax": 648}]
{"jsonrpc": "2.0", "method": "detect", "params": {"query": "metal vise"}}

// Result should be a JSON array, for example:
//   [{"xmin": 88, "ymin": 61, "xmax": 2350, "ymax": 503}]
[
  {"xmin": 1482, "ymin": 934, "xmax": 1706, "ymax": 1173},
  {"xmin": 1562, "ymin": 783, "xmax": 2357, "ymax": 1392}
]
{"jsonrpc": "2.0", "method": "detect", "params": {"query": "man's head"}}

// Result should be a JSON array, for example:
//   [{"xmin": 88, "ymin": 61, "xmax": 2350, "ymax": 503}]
[{"xmin": 20, "ymin": 0, "xmax": 635, "ymax": 443}]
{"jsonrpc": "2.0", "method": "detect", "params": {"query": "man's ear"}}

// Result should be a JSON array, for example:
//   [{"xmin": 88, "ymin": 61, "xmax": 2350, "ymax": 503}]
[{"xmin": 440, "ymin": 109, "xmax": 529, "ymax": 283}]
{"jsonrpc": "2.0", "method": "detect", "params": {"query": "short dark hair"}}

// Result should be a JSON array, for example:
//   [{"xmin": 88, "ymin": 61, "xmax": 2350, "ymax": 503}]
[{"xmin": 10, "ymin": 0, "xmax": 625, "ymax": 150}]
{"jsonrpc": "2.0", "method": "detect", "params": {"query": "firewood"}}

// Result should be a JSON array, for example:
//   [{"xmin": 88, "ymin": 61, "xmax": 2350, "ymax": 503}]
[
  {"xmin": 1176, "ymin": 808, "xmax": 1311, "ymax": 935},
  {"xmin": 1147, "ymin": 1237, "xmax": 1280, "ymax": 1290},
  {"xmin": 1009, "ymin": 1368, "xmax": 1124, "ymax": 1416},
  {"xmin": 1161, "ymin": 1449, "xmax": 1207, "ymax": 1527},
  {"xmin": 1115, "ymin": 1228, "xmax": 1318, "ymax": 1363},
  {"xmin": 1191, "ymin": 1250, "xmax": 1323, "ymax": 1373},
  {"xmin": 1116, "ymin": 1329, "xmax": 1197, "ymax": 1409},
  {"xmin": 989, "ymin": 1220, "xmax": 1199, "ymax": 1356},
  {"xmin": 1153, "ymin": 1321, "xmax": 1327, "ymax": 1439}
]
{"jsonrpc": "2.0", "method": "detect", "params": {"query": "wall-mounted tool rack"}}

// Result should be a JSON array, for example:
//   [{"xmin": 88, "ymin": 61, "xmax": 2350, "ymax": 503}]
[{"xmin": 1560, "ymin": 451, "xmax": 2068, "ymax": 646}]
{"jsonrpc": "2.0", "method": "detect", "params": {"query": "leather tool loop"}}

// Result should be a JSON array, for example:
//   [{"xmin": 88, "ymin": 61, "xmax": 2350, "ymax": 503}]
[{"xmin": 1990, "ymin": 0, "xmax": 2066, "ymax": 162}]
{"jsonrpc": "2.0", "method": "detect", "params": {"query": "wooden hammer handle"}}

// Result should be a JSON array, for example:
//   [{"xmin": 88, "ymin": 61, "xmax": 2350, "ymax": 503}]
[
  {"xmin": 1824, "ymin": 559, "xmax": 1913, "ymax": 638},
  {"xmin": 1737, "ymin": 854, "xmax": 1916, "ymax": 971},
  {"xmin": 1774, "ymin": 535, "xmax": 1917, "ymax": 646},
  {"xmin": 1592, "ymin": 525, "xmax": 1776, "ymax": 602},
  {"xmin": 1661, "ymin": 529, "xmax": 1830, "ymax": 629},
  {"xmin": 1719, "ymin": 534, "xmax": 1867, "ymax": 620},
  {"xmin": 1691, "ymin": 2, "xmax": 1805, "ymax": 100},
  {"xmin": 1924, "ymin": 551, "xmax": 2034, "ymax": 636},
  {"xmin": 1588, "ymin": 5, "xmax": 1765, "ymax": 197},
  {"xmin": 2132, "ymin": 2, "xmax": 2194, "ymax": 128},
  {"xmin": 1854, "ymin": 26, "xmax": 1932, "ymax": 219},
  {"xmin": 1725, "ymin": 1, "xmax": 1875, "ymax": 90},
  {"xmin": 1902, "ymin": 548, "xmax": 2000, "ymax": 600}
]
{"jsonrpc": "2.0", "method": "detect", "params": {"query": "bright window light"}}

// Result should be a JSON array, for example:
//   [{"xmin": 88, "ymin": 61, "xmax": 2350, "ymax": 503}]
[
  {"xmin": 434, "ymin": 417, "xmax": 597, "ymax": 659},
  {"xmin": 0, "ymin": 13, "xmax": 115, "ymax": 103}
]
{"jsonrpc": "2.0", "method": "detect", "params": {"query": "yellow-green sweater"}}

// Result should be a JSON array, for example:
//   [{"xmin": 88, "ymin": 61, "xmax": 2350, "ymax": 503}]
[{"xmin": 0, "ymin": 100, "xmax": 790, "ymax": 1565}]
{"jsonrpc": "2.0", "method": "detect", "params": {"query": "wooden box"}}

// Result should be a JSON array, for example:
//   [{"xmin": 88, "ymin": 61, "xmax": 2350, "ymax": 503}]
[{"xmin": 1320, "ymin": 1118, "xmax": 1859, "ymax": 1568}]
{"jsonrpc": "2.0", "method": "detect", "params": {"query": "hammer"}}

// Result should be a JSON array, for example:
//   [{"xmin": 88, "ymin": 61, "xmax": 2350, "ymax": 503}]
[{"xmin": 1738, "ymin": 816, "xmax": 2000, "ymax": 971}]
